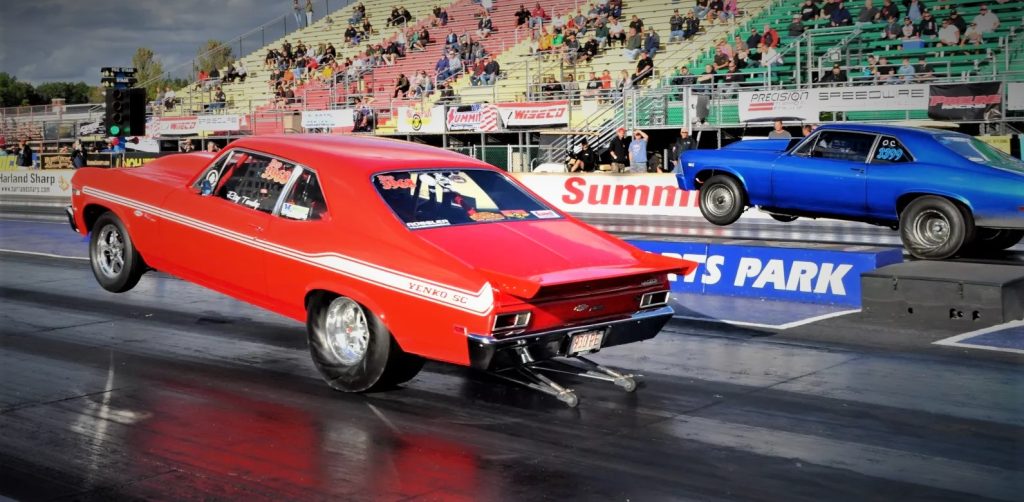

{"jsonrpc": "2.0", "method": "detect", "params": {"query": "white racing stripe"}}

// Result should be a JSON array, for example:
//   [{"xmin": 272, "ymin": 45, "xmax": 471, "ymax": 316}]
[{"xmin": 82, "ymin": 186, "xmax": 494, "ymax": 315}]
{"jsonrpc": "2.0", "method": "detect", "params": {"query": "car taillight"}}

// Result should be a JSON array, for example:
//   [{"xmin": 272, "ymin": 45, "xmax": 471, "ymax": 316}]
[
  {"xmin": 639, "ymin": 290, "xmax": 670, "ymax": 309},
  {"xmin": 492, "ymin": 311, "xmax": 531, "ymax": 335}
]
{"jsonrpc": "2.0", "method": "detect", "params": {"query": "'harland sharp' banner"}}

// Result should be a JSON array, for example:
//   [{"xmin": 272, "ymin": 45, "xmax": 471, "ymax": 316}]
[
  {"xmin": 395, "ymin": 106, "xmax": 446, "ymax": 133},
  {"xmin": 301, "ymin": 109, "xmax": 354, "ymax": 129},
  {"xmin": 0, "ymin": 170, "xmax": 73, "ymax": 197},
  {"xmin": 738, "ymin": 85, "xmax": 930, "ymax": 122},
  {"xmin": 928, "ymin": 82, "xmax": 1003, "ymax": 121},
  {"xmin": 496, "ymin": 100, "xmax": 569, "ymax": 127},
  {"xmin": 446, "ymin": 104, "xmax": 500, "ymax": 131}
]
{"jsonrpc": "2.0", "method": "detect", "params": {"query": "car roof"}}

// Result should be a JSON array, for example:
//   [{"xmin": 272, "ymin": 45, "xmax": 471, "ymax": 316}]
[
  {"xmin": 814, "ymin": 122, "xmax": 956, "ymax": 140},
  {"xmin": 225, "ymin": 134, "xmax": 492, "ymax": 176}
]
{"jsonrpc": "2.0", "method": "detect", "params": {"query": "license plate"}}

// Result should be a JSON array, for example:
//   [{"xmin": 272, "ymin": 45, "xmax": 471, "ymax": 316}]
[{"xmin": 568, "ymin": 329, "xmax": 605, "ymax": 355}]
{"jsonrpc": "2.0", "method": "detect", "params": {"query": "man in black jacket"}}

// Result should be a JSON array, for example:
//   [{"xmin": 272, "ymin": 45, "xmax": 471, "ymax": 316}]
[
  {"xmin": 607, "ymin": 127, "xmax": 629, "ymax": 172},
  {"xmin": 16, "ymin": 139, "xmax": 33, "ymax": 168},
  {"xmin": 568, "ymin": 139, "xmax": 599, "ymax": 172},
  {"xmin": 669, "ymin": 129, "xmax": 695, "ymax": 173}
]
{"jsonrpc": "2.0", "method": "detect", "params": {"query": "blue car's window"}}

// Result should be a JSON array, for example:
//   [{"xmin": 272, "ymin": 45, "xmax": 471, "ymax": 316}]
[
  {"xmin": 938, "ymin": 135, "xmax": 1024, "ymax": 173},
  {"xmin": 872, "ymin": 137, "xmax": 912, "ymax": 164},
  {"xmin": 373, "ymin": 169, "xmax": 561, "ymax": 229},
  {"xmin": 811, "ymin": 131, "xmax": 876, "ymax": 163}
]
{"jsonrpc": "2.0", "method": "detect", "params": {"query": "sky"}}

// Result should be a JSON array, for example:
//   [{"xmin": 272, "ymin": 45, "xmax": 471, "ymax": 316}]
[{"xmin": 0, "ymin": 0, "xmax": 307, "ymax": 85}]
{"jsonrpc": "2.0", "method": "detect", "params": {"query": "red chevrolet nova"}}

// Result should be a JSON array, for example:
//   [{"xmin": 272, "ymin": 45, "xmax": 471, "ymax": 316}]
[{"xmin": 68, "ymin": 135, "xmax": 694, "ymax": 406}]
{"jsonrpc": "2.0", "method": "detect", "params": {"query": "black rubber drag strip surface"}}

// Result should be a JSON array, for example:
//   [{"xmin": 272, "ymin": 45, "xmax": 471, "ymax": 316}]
[{"xmin": 1, "ymin": 253, "xmax": 1021, "ymax": 501}]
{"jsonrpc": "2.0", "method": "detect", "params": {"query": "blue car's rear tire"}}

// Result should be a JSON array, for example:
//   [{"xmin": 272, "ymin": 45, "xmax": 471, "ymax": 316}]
[
  {"xmin": 971, "ymin": 228, "xmax": 1023, "ymax": 253},
  {"xmin": 700, "ymin": 175, "xmax": 746, "ymax": 226},
  {"xmin": 898, "ymin": 196, "xmax": 973, "ymax": 260}
]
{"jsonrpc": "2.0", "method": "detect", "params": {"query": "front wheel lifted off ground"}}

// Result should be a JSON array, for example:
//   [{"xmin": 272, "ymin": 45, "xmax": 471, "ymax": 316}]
[
  {"xmin": 700, "ymin": 174, "xmax": 746, "ymax": 226},
  {"xmin": 89, "ymin": 212, "xmax": 145, "ymax": 293},
  {"xmin": 307, "ymin": 294, "xmax": 424, "ymax": 392},
  {"xmin": 898, "ymin": 196, "xmax": 973, "ymax": 260}
]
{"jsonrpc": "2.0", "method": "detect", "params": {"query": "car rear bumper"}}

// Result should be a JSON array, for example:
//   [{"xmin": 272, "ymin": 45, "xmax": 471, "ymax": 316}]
[{"xmin": 466, "ymin": 306, "xmax": 674, "ymax": 371}]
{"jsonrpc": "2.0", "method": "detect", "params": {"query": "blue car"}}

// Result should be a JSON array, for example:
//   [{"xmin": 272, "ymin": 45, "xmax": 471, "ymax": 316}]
[{"xmin": 677, "ymin": 124, "xmax": 1024, "ymax": 259}]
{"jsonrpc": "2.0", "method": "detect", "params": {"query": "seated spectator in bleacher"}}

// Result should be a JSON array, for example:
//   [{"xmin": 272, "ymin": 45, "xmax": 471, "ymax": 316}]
[
  {"xmin": 682, "ymin": 11, "xmax": 701, "ymax": 39},
  {"xmin": 746, "ymin": 27, "xmax": 761, "ymax": 48},
  {"xmin": 265, "ymin": 48, "xmax": 279, "ymax": 69},
  {"xmin": 705, "ymin": 0, "xmax": 724, "ymax": 22},
  {"xmin": 820, "ymin": 0, "xmax": 838, "ymax": 19},
  {"xmin": 734, "ymin": 47, "xmax": 752, "ymax": 68},
  {"xmin": 564, "ymin": 33, "xmax": 581, "ymax": 64},
  {"xmin": 694, "ymin": 0, "xmax": 711, "ymax": 19},
  {"xmin": 609, "ymin": 0, "xmax": 623, "ymax": 19},
  {"xmin": 963, "ymin": 22, "xmax": 984, "ymax": 45},
  {"xmin": 608, "ymin": 17, "xmax": 627, "ymax": 46},
  {"xmin": 551, "ymin": 9, "xmax": 567, "ymax": 32},
  {"xmin": 624, "ymin": 27, "xmax": 643, "ymax": 59},
  {"xmin": 695, "ymin": 64, "xmax": 717, "ymax": 91},
  {"xmin": 482, "ymin": 56, "xmax": 500, "ymax": 85},
  {"xmin": 537, "ymin": 27, "xmax": 554, "ymax": 55},
  {"xmin": 915, "ymin": 57, "xmax": 934, "ymax": 81},
  {"xmin": 644, "ymin": 29, "xmax": 661, "ymax": 59},
  {"xmin": 819, "ymin": 63, "xmax": 848, "ymax": 84},
  {"xmin": 361, "ymin": 17, "xmax": 374, "ymax": 38},
  {"xmin": 469, "ymin": 59, "xmax": 487, "ymax": 85},
  {"xmin": 634, "ymin": 51, "xmax": 654, "ymax": 85},
  {"xmin": 789, "ymin": 15, "xmax": 806, "ymax": 36},
  {"xmin": 563, "ymin": 74, "xmax": 580, "ymax": 103},
  {"xmin": 760, "ymin": 43, "xmax": 783, "ymax": 67},
  {"xmin": 515, "ymin": 4, "xmax": 531, "ymax": 28},
  {"xmin": 762, "ymin": 24, "xmax": 780, "ymax": 47},
  {"xmin": 348, "ymin": 2, "xmax": 365, "ymax": 24},
  {"xmin": 713, "ymin": 39, "xmax": 734, "ymax": 70},
  {"xmin": 628, "ymin": 15, "xmax": 644, "ymax": 33},
  {"xmin": 615, "ymin": 69, "xmax": 634, "ymax": 96},
  {"xmin": 434, "ymin": 53, "xmax": 450, "ymax": 81},
  {"xmin": 445, "ymin": 29, "xmax": 458, "ymax": 47},
  {"xmin": 919, "ymin": 10, "xmax": 938, "ymax": 36},
  {"xmin": 550, "ymin": 30, "xmax": 566, "ymax": 59},
  {"xmin": 386, "ymin": 6, "xmax": 400, "ymax": 27},
  {"xmin": 878, "ymin": 0, "xmax": 900, "ymax": 21},
  {"xmin": 897, "ymin": 58, "xmax": 916, "ymax": 82},
  {"xmin": 937, "ymin": 17, "xmax": 960, "ymax": 45},
  {"xmin": 400, "ymin": 6, "xmax": 413, "ymax": 24},
  {"xmin": 720, "ymin": 62, "xmax": 746, "ymax": 91},
  {"xmin": 947, "ymin": 8, "xmax": 966, "ymax": 34},
  {"xmin": 901, "ymin": 16, "xmax": 920, "ymax": 38},
  {"xmin": 906, "ymin": 0, "xmax": 925, "ymax": 22},
  {"xmin": 446, "ymin": 49, "xmax": 463, "ymax": 79},
  {"xmin": 669, "ymin": 10, "xmax": 685, "ymax": 41},
  {"xmin": 830, "ymin": 1, "xmax": 853, "ymax": 26},
  {"xmin": 858, "ymin": 0, "xmax": 878, "ymax": 23},
  {"xmin": 393, "ymin": 73, "xmax": 410, "ymax": 98},
  {"xmin": 395, "ymin": 30, "xmax": 408, "ymax": 56},
  {"xmin": 580, "ymin": 36, "xmax": 600, "ymax": 63},
  {"xmin": 883, "ymin": 16, "xmax": 901, "ymax": 39},
  {"xmin": 195, "ymin": 69, "xmax": 208, "ymax": 91},
  {"xmin": 721, "ymin": 0, "xmax": 738, "ymax": 21},
  {"xmin": 295, "ymin": 40, "xmax": 307, "ymax": 58},
  {"xmin": 670, "ymin": 66, "xmax": 697, "ymax": 86},
  {"xmin": 211, "ymin": 86, "xmax": 226, "ymax": 109},
  {"xmin": 382, "ymin": 41, "xmax": 400, "ymax": 66},
  {"xmin": 345, "ymin": 24, "xmax": 359, "ymax": 45},
  {"xmin": 583, "ymin": 71, "xmax": 602, "ymax": 99},
  {"xmin": 416, "ymin": 26, "xmax": 430, "ymax": 49},
  {"xmin": 972, "ymin": 4, "xmax": 999, "ymax": 34},
  {"xmin": 592, "ymin": 19, "xmax": 610, "ymax": 46},
  {"xmin": 478, "ymin": 12, "xmax": 494, "ymax": 38},
  {"xmin": 801, "ymin": 0, "xmax": 820, "ymax": 21},
  {"xmin": 530, "ymin": 3, "xmax": 547, "ymax": 28},
  {"xmin": 572, "ymin": 9, "xmax": 588, "ymax": 35}
]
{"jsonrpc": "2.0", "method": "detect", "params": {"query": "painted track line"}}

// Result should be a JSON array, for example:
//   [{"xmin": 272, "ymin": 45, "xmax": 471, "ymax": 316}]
[
  {"xmin": 0, "ymin": 248, "xmax": 88, "ymax": 261},
  {"xmin": 933, "ymin": 320, "xmax": 1024, "ymax": 355},
  {"xmin": 674, "ymin": 308, "xmax": 861, "ymax": 330}
]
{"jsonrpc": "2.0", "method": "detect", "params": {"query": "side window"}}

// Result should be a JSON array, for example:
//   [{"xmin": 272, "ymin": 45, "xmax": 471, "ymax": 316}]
[
  {"xmin": 280, "ymin": 170, "xmax": 328, "ymax": 221},
  {"xmin": 811, "ymin": 131, "xmax": 876, "ymax": 163},
  {"xmin": 792, "ymin": 134, "xmax": 819, "ymax": 157},
  {"xmin": 195, "ymin": 151, "xmax": 234, "ymax": 193},
  {"xmin": 872, "ymin": 136, "xmax": 912, "ymax": 163},
  {"xmin": 217, "ymin": 153, "xmax": 296, "ymax": 213}
]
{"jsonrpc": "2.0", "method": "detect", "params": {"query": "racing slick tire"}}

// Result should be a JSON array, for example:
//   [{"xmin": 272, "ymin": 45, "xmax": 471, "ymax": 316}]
[
  {"xmin": 307, "ymin": 294, "xmax": 424, "ymax": 392},
  {"xmin": 89, "ymin": 212, "xmax": 145, "ymax": 293},
  {"xmin": 769, "ymin": 213, "xmax": 798, "ymax": 223},
  {"xmin": 970, "ymin": 228, "xmax": 1024, "ymax": 253},
  {"xmin": 898, "ymin": 196, "xmax": 973, "ymax": 260},
  {"xmin": 700, "ymin": 175, "xmax": 746, "ymax": 226}
]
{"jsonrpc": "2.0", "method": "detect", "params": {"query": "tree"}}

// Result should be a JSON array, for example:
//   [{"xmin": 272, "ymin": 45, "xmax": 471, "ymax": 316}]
[
  {"xmin": 132, "ymin": 47, "xmax": 165, "ymax": 101},
  {"xmin": 0, "ymin": 73, "xmax": 40, "ymax": 107},
  {"xmin": 196, "ymin": 39, "xmax": 234, "ymax": 75},
  {"xmin": 35, "ymin": 81, "xmax": 93, "ymax": 104}
]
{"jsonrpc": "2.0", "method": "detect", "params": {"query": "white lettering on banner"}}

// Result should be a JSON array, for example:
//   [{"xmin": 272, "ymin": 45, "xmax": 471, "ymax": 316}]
[
  {"xmin": 733, "ymin": 257, "xmax": 852, "ymax": 295},
  {"xmin": 301, "ymin": 109, "xmax": 354, "ymax": 129},
  {"xmin": 195, "ymin": 114, "xmax": 242, "ymax": 132},
  {"xmin": 496, "ymin": 101, "xmax": 569, "ymax": 127},
  {"xmin": 155, "ymin": 116, "xmax": 199, "ymax": 135},
  {"xmin": 738, "ymin": 84, "xmax": 930, "ymax": 123},
  {"xmin": 662, "ymin": 252, "xmax": 724, "ymax": 284}
]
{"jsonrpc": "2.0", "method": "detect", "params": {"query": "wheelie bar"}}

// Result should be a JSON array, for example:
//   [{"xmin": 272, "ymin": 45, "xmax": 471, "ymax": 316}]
[{"xmin": 491, "ymin": 348, "xmax": 641, "ymax": 407}]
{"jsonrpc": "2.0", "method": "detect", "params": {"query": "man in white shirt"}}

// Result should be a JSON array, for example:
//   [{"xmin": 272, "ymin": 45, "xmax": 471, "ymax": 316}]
[
  {"xmin": 937, "ymin": 18, "xmax": 960, "ymax": 46},
  {"xmin": 972, "ymin": 4, "xmax": 999, "ymax": 34}
]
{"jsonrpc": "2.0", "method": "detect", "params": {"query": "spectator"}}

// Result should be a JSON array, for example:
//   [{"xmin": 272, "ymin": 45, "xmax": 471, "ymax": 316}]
[
  {"xmin": 963, "ymin": 22, "xmax": 984, "ymax": 45},
  {"xmin": 669, "ymin": 129, "xmax": 695, "ymax": 173},
  {"xmin": 305, "ymin": 0, "xmax": 314, "ymax": 27},
  {"xmin": 937, "ymin": 17, "xmax": 959, "ymax": 45},
  {"xmin": 394, "ymin": 73, "xmax": 410, "ymax": 97},
  {"xmin": 564, "ymin": 33, "xmax": 581, "ymax": 64},
  {"xmin": 762, "ymin": 24, "xmax": 780, "ymax": 47},
  {"xmin": 669, "ymin": 9, "xmax": 685, "ymax": 42},
  {"xmin": 624, "ymin": 27, "xmax": 642, "ymax": 59},
  {"xmin": 972, "ymin": 4, "xmax": 999, "ymax": 34},
  {"xmin": 551, "ymin": 8, "xmax": 566, "ymax": 31},
  {"xmin": 801, "ymin": 0, "xmax": 820, "ymax": 21},
  {"xmin": 720, "ymin": 61, "xmax": 746, "ymax": 92},
  {"xmin": 70, "ymin": 140, "xmax": 85, "ymax": 168},
  {"xmin": 478, "ymin": 12, "xmax": 493, "ymax": 38},
  {"xmin": 897, "ymin": 57, "xmax": 915, "ymax": 82},
  {"xmin": 919, "ymin": 10, "xmax": 938, "ymax": 36},
  {"xmin": 915, "ymin": 57, "xmax": 934, "ymax": 81},
  {"xmin": 884, "ymin": 16, "xmax": 901, "ymax": 39},
  {"xmin": 901, "ymin": 17, "xmax": 919, "ymax": 38},
  {"xmin": 293, "ymin": 0, "xmax": 303, "ymax": 27},
  {"xmin": 627, "ymin": 130, "xmax": 649, "ymax": 173},
  {"xmin": 830, "ymin": 2, "xmax": 853, "ymax": 26},
  {"xmin": 858, "ymin": 0, "xmax": 878, "ymax": 23},
  {"xmin": 482, "ymin": 56, "xmax": 501, "ymax": 85},
  {"xmin": 644, "ymin": 29, "xmax": 660, "ymax": 59},
  {"xmin": 213, "ymin": 85, "xmax": 226, "ymax": 109},
  {"xmin": 563, "ymin": 73, "xmax": 580, "ymax": 103},
  {"xmin": 906, "ymin": 0, "xmax": 924, "ymax": 22},
  {"xmin": 180, "ymin": 139, "xmax": 195, "ymax": 153},
  {"xmin": 713, "ymin": 39, "xmax": 734, "ymax": 70},
  {"xmin": 670, "ymin": 66, "xmax": 696, "ymax": 86},
  {"xmin": 580, "ymin": 36, "xmax": 600, "ymax": 63},
  {"xmin": 594, "ymin": 20, "xmax": 610, "ymax": 46},
  {"xmin": 348, "ymin": 2, "xmax": 365, "ymax": 24},
  {"xmin": 760, "ymin": 43, "xmax": 782, "ymax": 67},
  {"xmin": 706, "ymin": 0, "xmax": 724, "ymax": 22},
  {"xmin": 694, "ymin": 0, "xmax": 711, "ymax": 19},
  {"xmin": 768, "ymin": 120, "xmax": 791, "ymax": 139},
  {"xmin": 608, "ymin": 17, "xmax": 627, "ymax": 47},
  {"xmin": 789, "ymin": 15, "xmax": 806, "ymax": 37},
  {"xmin": 819, "ymin": 63, "xmax": 848, "ymax": 83},
  {"xmin": 399, "ymin": 5, "xmax": 413, "ymax": 24},
  {"xmin": 634, "ymin": 51, "xmax": 654, "ymax": 85},
  {"xmin": 530, "ymin": 2, "xmax": 547, "ymax": 28},
  {"xmin": 615, "ymin": 69, "xmax": 633, "ymax": 96},
  {"xmin": 746, "ymin": 27, "xmax": 761, "ymax": 49},
  {"xmin": 720, "ymin": 0, "xmax": 737, "ymax": 22},
  {"xmin": 583, "ymin": 71, "xmax": 602, "ymax": 99},
  {"xmin": 608, "ymin": 127, "xmax": 629, "ymax": 172},
  {"xmin": 15, "ymin": 139, "xmax": 33, "ymax": 167},
  {"xmin": 878, "ymin": 0, "xmax": 900, "ymax": 21},
  {"xmin": 163, "ymin": 86, "xmax": 176, "ymax": 110},
  {"xmin": 948, "ymin": 9, "xmax": 966, "ymax": 34},
  {"xmin": 600, "ymin": 69, "xmax": 613, "ymax": 100},
  {"xmin": 684, "ymin": 11, "xmax": 701, "ymax": 39},
  {"xmin": 568, "ymin": 139, "xmax": 598, "ymax": 172},
  {"xmin": 515, "ymin": 4, "xmax": 531, "ymax": 28},
  {"xmin": 206, "ymin": 141, "xmax": 221, "ymax": 153}
]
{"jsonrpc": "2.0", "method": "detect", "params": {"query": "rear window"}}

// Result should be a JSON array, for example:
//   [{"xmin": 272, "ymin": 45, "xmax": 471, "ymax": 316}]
[
  {"xmin": 372, "ymin": 169, "xmax": 560, "ymax": 229},
  {"xmin": 937, "ymin": 135, "xmax": 1024, "ymax": 173}
]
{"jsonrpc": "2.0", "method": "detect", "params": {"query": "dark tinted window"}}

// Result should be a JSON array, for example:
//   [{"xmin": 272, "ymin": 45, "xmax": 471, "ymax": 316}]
[
  {"xmin": 373, "ymin": 169, "xmax": 559, "ymax": 229},
  {"xmin": 810, "ymin": 131, "xmax": 876, "ymax": 162},
  {"xmin": 217, "ymin": 152, "xmax": 296, "ymax": 213},
  {"xmin": 872, "ymin": 136, "xmax": 912, "ymax": 163},
  {"xmin": 281, "ymin": 170, "xmax": 327, "ymax": 220}
]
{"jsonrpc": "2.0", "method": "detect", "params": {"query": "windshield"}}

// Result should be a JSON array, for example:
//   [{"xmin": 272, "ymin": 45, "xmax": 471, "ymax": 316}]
[
  {"xmin": 372, "ymin": 169, "xmax": 560, "ymax": 229},
  {"xmin": 937, "ymin": 135, "xmax": 1024, "ymax": 173}
]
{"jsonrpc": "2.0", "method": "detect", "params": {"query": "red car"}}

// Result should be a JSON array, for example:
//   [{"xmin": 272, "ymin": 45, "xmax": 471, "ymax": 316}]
[{"xmin": 68, "ymin": 135, "xmax": 693, "ymax": 406}]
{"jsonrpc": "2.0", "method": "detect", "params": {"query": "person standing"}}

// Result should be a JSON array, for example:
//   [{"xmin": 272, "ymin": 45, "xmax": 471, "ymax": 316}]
[
  {"xmin": 293, "ymin": 0, "xmax": 304, "ymax": 27},
  {"xmin": 305, "ymin": 0, "xmax": 314, "ymax": 27},
  {"xmin": 71, "ymin": 140, "xmax": 86, "ymax": 168},
  {"xmin": 627, "ymin": 129, "xmax": 649, "ymax": 173},
  {"xmin": 670, "ymin": 128, "xmax": 695, "ymax": 173},
  {"xmin": 607, "ymin": 127, "xmax": 629, "ymax": 172},
  {"xmin": 768, "ymin": 120, "xmax": 792, "ymax": 139},
  {"xmin": 16, "ymin": 139, "xmax": 34, "ymax": 168}
]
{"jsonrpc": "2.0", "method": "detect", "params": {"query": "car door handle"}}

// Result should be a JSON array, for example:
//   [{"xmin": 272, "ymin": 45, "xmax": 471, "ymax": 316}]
[{"xmin": 850, "ymin": 167, "xmax": 865, "ymax": 173}]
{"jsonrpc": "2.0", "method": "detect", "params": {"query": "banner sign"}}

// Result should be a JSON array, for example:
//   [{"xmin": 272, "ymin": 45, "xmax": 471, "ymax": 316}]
[
  {"xmin": 496, "ymin": 100, "xmax": 569, "ymax": 127},
  {"xmin": 629, "ymin": 239, "xmax": 903, "ymax": 306},
  {"xmin": 1008, "ymin": 83, "xmax": 1024, "ymax": 111},
  {"xmin": 40, "ymin": 154, "xmax": 76, "ymax": 170},
  {"xmin": 738, "ymin": 85, "xmax": 930, "ymax": 122},
  {"xmin": 396, "ymin": 106, "xmax": 446, "ymax": 133},
  {"xmin": 514, "ymin": 173, "xmax": 705, "ymax": 216},
  {"xmin": 301, "ymin": 109, "xmax": 354, "ymax": 129},
  {"xmin": 154, "ymin": 116, "xmax": 199, "ymax": 135},
  {"xmin": 0, "ymin": 156, "xmax": 18, "ymax": 171},
  {"xmin": 927, "ymin": 82, "xmax": 1003, "ymax": 121},
  {"xmin": 196, "ymin": 114, "xmax": 243, "ymax": 132},
  {"xmin": 446, "ymin": 104, "xmax": 500, "ymax": 132},
  {"xmin": 0, "ymin": 169, "xmax": 73, "ymax": 197},
  {"xmin": 153, "ymin": 115, "xmax": 245, "ymax": 136}
]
